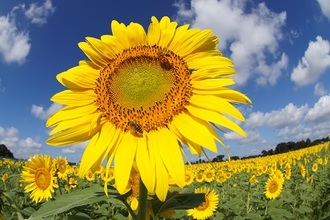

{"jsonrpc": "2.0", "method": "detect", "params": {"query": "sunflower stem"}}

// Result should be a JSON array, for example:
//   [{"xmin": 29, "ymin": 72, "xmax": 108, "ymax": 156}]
[{"xmin": 138, "ymin": 177, "xmax": 148, "ymax": 220}]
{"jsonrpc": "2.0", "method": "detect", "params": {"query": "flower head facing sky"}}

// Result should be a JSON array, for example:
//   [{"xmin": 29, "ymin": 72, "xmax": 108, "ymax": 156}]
[{"xmin": 46, "ymin": 16, "xmax": 250, "ymax": 201}]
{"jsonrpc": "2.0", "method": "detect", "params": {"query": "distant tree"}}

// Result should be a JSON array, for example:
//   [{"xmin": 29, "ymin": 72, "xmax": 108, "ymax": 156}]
[{"xmin": 0, "ymin": 144, "xmax": 14, "ymax": 158}]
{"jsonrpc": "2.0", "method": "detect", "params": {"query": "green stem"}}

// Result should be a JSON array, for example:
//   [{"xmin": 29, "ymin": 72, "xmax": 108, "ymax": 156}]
[
  {"xmin": 138, "ymin": 177, "xmax": 148, "ymax": 220},
  {"xmin": 246, "ymin": 183, "xmax": 251, "ymax": 214}
]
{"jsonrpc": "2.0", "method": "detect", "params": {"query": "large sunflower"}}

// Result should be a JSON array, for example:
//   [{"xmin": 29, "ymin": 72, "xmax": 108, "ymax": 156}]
[
  {"xmin": 46, "ymin": 16, "xmax": 250, "ymax": 201},
  {"xmin": 21, "ymin": 154, "xmax": 58, "ymax": 203}
]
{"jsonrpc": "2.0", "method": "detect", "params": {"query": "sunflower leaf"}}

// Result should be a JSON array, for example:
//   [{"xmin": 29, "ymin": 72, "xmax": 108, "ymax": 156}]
[
  {"xmin": 151, "ymin": 191, "xmax": 205, "ymax": 218},
  {"xmin": 28, "ymin": 184, "xmax": 121, "ymax": 220}
]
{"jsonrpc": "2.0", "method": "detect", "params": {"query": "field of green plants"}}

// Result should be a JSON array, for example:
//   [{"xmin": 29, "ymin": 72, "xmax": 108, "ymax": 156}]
[{"xmin": 1, "ymin": 141, "xmax": 329, "ymax": 220}]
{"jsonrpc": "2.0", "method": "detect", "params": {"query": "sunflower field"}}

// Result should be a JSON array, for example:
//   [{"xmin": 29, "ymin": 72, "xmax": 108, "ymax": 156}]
[{"xmin": 0, "ymin": 141, "xmax": 329, "ymax": 220}]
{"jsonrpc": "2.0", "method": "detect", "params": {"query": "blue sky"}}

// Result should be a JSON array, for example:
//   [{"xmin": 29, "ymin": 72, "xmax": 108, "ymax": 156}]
[{"xmin": 0, "ymin": 0, "xmax": 330, "ymax": 163}]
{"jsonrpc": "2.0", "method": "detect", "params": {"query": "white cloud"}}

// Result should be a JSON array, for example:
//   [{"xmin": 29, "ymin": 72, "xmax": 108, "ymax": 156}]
[
  {"xmin": 0, "ymin": 126, "xmax": 20, "ymax": 147},
  {"xmin": 305, "ymin": 94, "xmax": 330, "ymax": 122},
  {"xmin": 0, "ymin": 15, "xmax": 31, "ymax": 64},
  {"xmin": 174, "ymin": 0, "xmax": 288, "ymax": 86},
  {"xmin": 278, "ymin": 124, "xmax": 305, "ymax": 137},
  {"xmin": 0, "ymin": 126, "xmax": 43, "ymax": 159},
  {"xmin": 279, "ymin": 122, "xmax": 330, "ymax": 142},
  {"xmin": 317, "ymin": 0, "xmax": 330, "ymax": 21},
  {"xmin": 31, "ymin": 103, "xmax": 63, "ymax": 120},
  {"xmin": 62, "ymin": 142, "xmax": 87, "ymax": 154},
  {"xmin": 224, "ymin": 129, "xmax": 267, "ymax": 145},
  {"xmin": 314, "ymin": 82, "xmax": 328, "ymax": 96},
  {"xmin": 62, "ymin": 148, "xmax": 76, "ymax": 154},
  {"xmin": 291, "ymin": 36, "xmax": 330, "ymax": 87},
  {"xmin": 24, "ymin": 0, "xmax": 56, "ymax": 25},
  {"xmin": 19, "ymin": 137, "xmax": 42, "ymax": 149},
  {"xmin": 246, "ymin": 103, "xmax": 309, "ymax": 129},
  {"xmin": 0, "ymin": 0, "xmax": 55, "ymax": 64}
]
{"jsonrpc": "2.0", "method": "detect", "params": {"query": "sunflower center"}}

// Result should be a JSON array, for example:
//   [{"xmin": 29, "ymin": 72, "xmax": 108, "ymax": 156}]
[
  {"xmin": 35, "ymin": 168, "xmax": 51, "ymax": 190},
  {"xmin": 95, "ymin": 45, "xmax": 192, "ymax": 136},
  {"xmin": 196, "ymin": 196, "xmax": 210, "ymax": 211},
  {"xmin": 58, "ymin": 163, "xmax": 66, "ymax": 173},
  {"xmin": 269, "ymin": 180, "xmax": 278, "ymax": 193}
]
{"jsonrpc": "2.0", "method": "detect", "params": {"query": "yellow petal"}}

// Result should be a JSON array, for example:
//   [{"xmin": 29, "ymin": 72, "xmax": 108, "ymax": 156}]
[
  {"xmin": 158, "ymin": 16, "xmax": 177, "ymax": 48},
  {"xmin": 191, "ymin": 78, "xmax": 235, "ymax": 90},
  {"xmin": 171, "ymin": 112, "xmax": 217, "ymax": 153},
  {"xmin": 136, "ymin": 133, "xmax": 156, "ymax": 193},
  {"xmin": 153, "ymin": 129, "xmax": 185, "ymax": 188},
  {"xmin": 86, "ymin": 37, "xmax": 117, "ymax": 60},
  {"xmin": 111, "ymin": 20, "xmax": 130, "ymax": 49},
  {"xmin": 48, "ymin": 112, "xmax": 100, "ymax": 135},
  {"xmin": 186, "ymin": 105, "xmax": 246, "ymax": 137},
  {"xmin": 47, "ymin": 114, "xmax": 104, "ymax": 146},
  {"xmin": 173, "ymin": 30, "xmax": 214, "ymax": 57},
  {"xmin": 189, "ymin": 94, "xmax": 245, "ymax": 121},
  {"xmin": 51, "ymin": 90, "xmax": 95, "ymax": 106},
  {"xmin": 78, "ymin": 123, "xmax": 119, "ymax": 177},
  {"xmin": 114, "ymin": 133, "xmax": 137, "ymax": 194},
  {"xmin": 147, "ymin": 16, "xmax": 161, "ymax": 45},
  {"xmin": 78, "ymin": 41, "xmax": 108, "ymax": 67},
  {"xmin": 127, "ymin": 22, "xmax": 147, "ymax": 46},
  {"xmin": 46, "ymin": 104, "xmax": 96, "ymax": 128},
  {"xmin": 56, "ymin": 65, "xmax": 99, "ymax": 90},
  {"xmin": 101, "ymin": 35, "xmax": 123, "ymax": 54}
]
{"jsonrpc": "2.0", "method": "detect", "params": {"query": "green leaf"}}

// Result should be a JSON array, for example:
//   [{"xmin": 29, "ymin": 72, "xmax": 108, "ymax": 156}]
[
  {"xmin": 67, "ymin": 212, "xmax": 91, "ymax": 220},
  {"xmin": 268, "ymin": 207, "xmax": 294, "ymax": 219},
  {"xmin": 297, "ymin": 205, "xmax": 313, "ymax": 214},
  {"xmin": 28, "ymin": 184, "xmax": 119, "ymax": 220},
  {"xmin": 152, "ymin": 192, "xmax": 205, "ymax": 218},
  {"xmin": 246, "ymin": 213, "xmax": 263, "ymax": 220}
]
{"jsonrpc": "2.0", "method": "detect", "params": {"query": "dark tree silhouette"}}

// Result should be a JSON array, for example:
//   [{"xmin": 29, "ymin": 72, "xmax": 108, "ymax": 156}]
[{"xmin": 0, "ymin": 144, "xmax": 14, "ymax": 158}]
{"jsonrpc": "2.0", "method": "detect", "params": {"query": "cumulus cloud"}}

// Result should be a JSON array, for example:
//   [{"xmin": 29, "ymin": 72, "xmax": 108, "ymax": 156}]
[
  {"xmin": 31, "ymin": 103, "xmax": 63, "ymax": 120},
  {"xmin": 19, "ymin": 137, "xmax": 42, "ymax": 149},
  {"xmin": 0, "ymin": 0, "xmax": 55, "ymax": 64},
  {"xmin": 0, "ymin": 126, "xmax": 42, "ymax": 159},
  {"xmin": 246, "ymin": 103, "xmax": 309, "ymax": 129},
  {"xmin": 314, "ymin": 82, "xmax": 328, "ymax": 96},
  {"xmin": 174, "ymin": 0, "xmax": 288, "ymax": 86},
  {"xmin": 291, "ymin": 36, "xmax": 330, "ymax": 87},
  {"xmin": 0, "ymin": 127, "xmax": 20, "ymax": 147},
  {"xmin": 317, "ymin": 0, "xmax": 330, "ymax": 21},
  {"xmin": 61, "ymin": 142, "xmax": 87, "ymax": 154},
  {"xmin": 305, "ymin": 94, "xmax": 330, "ymax": 122},
  {"xmin": 224, "ymin": 129, "xmax": 267, "ymax": 145},
  {"xmin": 0, "ymin": 14, "xmax": 31, "ymax": 64},
  {"xmin": 279, "ymin": 122, "xmax": 330, "ymax": 142},
  {"xmin": 24, "ymin": 0, "xmax": 56, "ymax": 25}
]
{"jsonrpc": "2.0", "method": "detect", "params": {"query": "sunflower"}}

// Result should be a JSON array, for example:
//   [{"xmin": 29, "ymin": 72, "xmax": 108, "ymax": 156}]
[
  {"xmin": 312, "ymin": 163, "xmax": 318, "ymax": 172},
  {"xmin": 1, "ymin": 173, "xmax": 8, "ymax": 183},
  {"xmin": 21, "ymin": 154, "xmax": 58, "ymax": 203},
  {"xmin": 203, "ymin": 169, "xmax": 215, "ymax": 183},
  {"xmin": 264, "ymin": 175, "xmax": 283, "ymax": 200},
  {"xmin": 55, "ymin": 156, "xmax": 69, "ymax": 179},
  {"xmin": 187, "ymin": 187, "xmax": 219, "ymax": 220},
  {"xmin": 46, "ymin": 16, "xmax": 250, "ymax": 200}
]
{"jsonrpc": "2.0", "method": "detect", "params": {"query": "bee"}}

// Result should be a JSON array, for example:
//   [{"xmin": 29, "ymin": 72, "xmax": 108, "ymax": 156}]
[
  {"xmin": 189, "ymin": 68, "xmax": 198, "ymax": 73},
  {"xmin": 127, "ymin": 121, "xmax": 143, "ymax": 137},
  {"xmin": 157, "ymin": 51, "xmax": 172, "ymax": 70}
]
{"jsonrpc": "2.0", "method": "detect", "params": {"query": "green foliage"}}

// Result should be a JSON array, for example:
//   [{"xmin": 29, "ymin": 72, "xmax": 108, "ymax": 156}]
[{"xmin": 0, "ymin": 142, "xmax": 329, "ymax": 219}]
